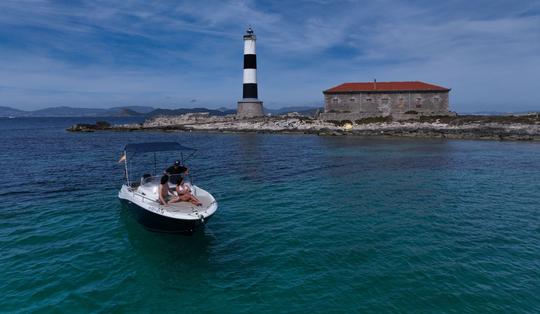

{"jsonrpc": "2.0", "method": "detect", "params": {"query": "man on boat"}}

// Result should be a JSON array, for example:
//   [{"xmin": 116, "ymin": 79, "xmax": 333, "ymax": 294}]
[
  {"xmin": 166, "ymin": 160, "xmax": 188, "ymax": 184},
  {"xmin": 159, "ymin": 175, "xmax": 181, "ymax": 205}
]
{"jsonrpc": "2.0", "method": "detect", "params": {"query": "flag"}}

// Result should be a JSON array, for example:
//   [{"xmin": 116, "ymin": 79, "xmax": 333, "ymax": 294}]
[{"xmin": 118, "ymin": 152, "xmax": 126, "ymax": 163}]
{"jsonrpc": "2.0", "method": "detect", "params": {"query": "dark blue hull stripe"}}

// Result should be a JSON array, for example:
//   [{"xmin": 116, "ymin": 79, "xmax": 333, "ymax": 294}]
[{"xmin": 120, "ymin": 199, "xmax": 211, "ymax": 233}]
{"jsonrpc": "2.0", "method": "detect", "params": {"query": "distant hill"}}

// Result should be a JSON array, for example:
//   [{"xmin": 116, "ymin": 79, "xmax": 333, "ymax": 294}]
[
  {"xmin": 148, "ymin": 107, "xmax": 236, "ymax": 117},
  {"xmin": 0, "ymin": 105, "xmax": 323, "ymax": 118},
  {"xmin": 265, "ymin": 106, "xmax": 322, "ymax": 117},
  {"xmin": 0, "ymin": 106, "xmax": 151, "ymax": 117},
  {"xmin": 108, "ymin": 106, "xmax": 155, "ymax": 114},
  {"xmin": 103, "ymin": 107, "xmax": 147, "ymax": 116},
  {"xmin": 0, "ymin": 106, "xmax": 26, "ymax": 117},
  {"xmin": 30, "ymin": 106, "xmax": 107, "ymax": 117},
  {"xmin": 0, "ymin": 105, "xmax": 240, "ymax": 117}
]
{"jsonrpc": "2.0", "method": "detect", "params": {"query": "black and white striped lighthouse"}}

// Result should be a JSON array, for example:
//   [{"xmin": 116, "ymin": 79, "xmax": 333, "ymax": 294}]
[{"xmin": 237, "ymin": 27, "xmax": 264, "ymax": 118}]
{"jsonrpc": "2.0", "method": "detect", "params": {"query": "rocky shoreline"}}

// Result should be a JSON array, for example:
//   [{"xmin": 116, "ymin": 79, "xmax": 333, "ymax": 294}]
[{"xmin": 67, "ymin": 112, "xmax": 540, "ymax": 141}]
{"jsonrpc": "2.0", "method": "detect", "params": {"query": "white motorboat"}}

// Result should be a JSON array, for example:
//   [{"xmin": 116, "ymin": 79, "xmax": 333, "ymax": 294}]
[{"xmin": 118, "ymin": 142, "xmax": 218, "ymax": 233}]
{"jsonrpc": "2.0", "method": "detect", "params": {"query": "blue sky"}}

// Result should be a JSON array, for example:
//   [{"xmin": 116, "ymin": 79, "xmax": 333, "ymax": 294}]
[{"xmin": 0, "ymin": 0, "xmax": 539, "ymax": 112}]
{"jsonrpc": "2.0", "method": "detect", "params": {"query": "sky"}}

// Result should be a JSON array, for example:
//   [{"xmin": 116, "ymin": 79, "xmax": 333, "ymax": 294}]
[{"xmin": 0, "ymin": 0, "xmax": 539, "ymax": 112}]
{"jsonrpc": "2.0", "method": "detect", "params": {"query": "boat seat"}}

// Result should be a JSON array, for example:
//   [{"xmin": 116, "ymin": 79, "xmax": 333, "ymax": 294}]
[{"xmin": 141, "ymin": 174, "xmax": 153, "ymax": 185}]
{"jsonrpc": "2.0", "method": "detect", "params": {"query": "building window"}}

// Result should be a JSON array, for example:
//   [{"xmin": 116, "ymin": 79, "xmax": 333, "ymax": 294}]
[
  {"xmin": 381, "ymin": 98, "xmax": 389, "ymax": 105},
  {"xmin": 332, "ymin": 97, "xmax": 338, "ymax": 104},
  {"xmin": 365, "ymin": 97, "xmax": 372, "ymax": 102},
  {"xmin": 350, "ymin": 97, "xmax": 356, "ymax": 103}
]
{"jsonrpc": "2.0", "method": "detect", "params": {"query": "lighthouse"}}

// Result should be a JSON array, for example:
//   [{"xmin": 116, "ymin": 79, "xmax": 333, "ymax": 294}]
[{"xmin": 237, "ymin": 27, "xmax": 264, "ymax": 118}]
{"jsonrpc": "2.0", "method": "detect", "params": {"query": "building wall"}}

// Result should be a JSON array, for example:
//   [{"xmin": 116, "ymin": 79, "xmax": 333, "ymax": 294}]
[
  {"xmin": 237, "ymin": 100, "xmax": 264, "ymax": 118},
  {"xmin": 321, "ymin": 91, "xmax": 450, "ymax": 120}
]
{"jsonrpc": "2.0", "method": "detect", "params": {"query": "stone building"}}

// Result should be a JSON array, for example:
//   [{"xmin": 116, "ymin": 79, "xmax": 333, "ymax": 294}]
[{"xmin": 320, "ymin": 81, "xmax": 451, "ymax": 121}]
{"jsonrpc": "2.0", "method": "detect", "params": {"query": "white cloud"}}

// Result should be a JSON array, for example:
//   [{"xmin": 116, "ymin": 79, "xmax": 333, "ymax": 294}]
[{"xmin": 0, "ymin": 0, "xmax": 539, "ymax": 111}]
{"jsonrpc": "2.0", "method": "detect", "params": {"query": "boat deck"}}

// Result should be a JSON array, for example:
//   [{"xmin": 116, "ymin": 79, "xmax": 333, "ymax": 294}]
[
  {"xmin": 160, "ymin": 192, "xmax": 215, "ymax": 214},
  {"xmin": 130, "ymin": 176, "xmax": 216, "ymax": 216}
]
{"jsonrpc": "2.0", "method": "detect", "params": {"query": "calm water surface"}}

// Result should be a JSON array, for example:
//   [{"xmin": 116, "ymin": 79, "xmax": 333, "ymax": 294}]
[{"xmin": 1, "ymin": 117, "xmax": 539, "ymax": 313}]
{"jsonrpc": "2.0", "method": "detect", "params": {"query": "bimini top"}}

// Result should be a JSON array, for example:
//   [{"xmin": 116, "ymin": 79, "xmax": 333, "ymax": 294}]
[{"xmin": 124, "ymin": 142, "xmax": 196, "ymax": 154}]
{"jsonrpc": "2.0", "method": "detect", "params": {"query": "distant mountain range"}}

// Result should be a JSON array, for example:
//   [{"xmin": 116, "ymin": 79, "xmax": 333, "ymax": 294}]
[
  {"xmin": 264, "ymin": 106, "xmax": 322, "ymax": 116},
  {"xmin": 3, "ymin": 105, "xmax": 538, "ymax": 118},
  {"xmin": 0, "ymin": 106, "xmax": 155, "ymax": 117},
  {"xmin": 0, "ymin": 105, "xmax": 321, "ymax": 117},
  {"xmin": 149, "ymin": 107, "xmax": 236, "ymax": 116}
]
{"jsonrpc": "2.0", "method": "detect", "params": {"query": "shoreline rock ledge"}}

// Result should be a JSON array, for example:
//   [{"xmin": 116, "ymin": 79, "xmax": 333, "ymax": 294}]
[
  {"xmin": 67, "ymin": 121, "xmax": 111, "ymax": 132},
  {"xmin": 67, "ymin": 112, "xmax": 540, "ymax": 141}
]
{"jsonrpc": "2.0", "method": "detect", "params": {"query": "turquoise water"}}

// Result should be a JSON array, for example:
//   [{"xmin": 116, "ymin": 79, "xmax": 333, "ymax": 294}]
[{"xmin": 1, "ymin": 118, "xmax": 539, "ymax": 313}]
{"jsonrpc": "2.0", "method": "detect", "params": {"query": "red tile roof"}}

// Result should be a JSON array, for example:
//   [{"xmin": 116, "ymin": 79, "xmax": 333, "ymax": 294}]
[{"xmin": 324, "ymin": 81, "xmax": 450, "ymax": 93}]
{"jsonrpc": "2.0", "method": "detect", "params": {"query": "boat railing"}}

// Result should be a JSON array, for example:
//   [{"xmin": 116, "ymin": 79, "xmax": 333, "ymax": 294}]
[
  {"xmin": 130, "ymin": 190, "xmax": 166, "ymax": 213},
  {"xmin": 130, "ymin": 189, "xmax": 157, "ymax": 203}
]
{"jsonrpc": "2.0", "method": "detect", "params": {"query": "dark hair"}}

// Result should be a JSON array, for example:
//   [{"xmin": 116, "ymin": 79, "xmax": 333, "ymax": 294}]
[
  {"xmin": 160, "ymin": 175, "xmax": 169, "ymax": 185},
  {"xmin": 176, "ymin": 176, "xmax": 184, "ymax": 185}
]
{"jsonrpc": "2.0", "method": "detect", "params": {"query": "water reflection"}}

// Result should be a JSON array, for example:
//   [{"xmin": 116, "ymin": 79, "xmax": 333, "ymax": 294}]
[
  {"xmin": 119, "ymin": 206, "xmax": 215, "ymax": 268},
  {"xmin": 236, "ymin": 133, "xmax": 265, "ymax": 182}
]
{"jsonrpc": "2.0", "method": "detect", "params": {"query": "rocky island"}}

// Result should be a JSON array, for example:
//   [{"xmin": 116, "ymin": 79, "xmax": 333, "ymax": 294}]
[
  {"xmin": 67, "ymin": 112, "xmax": 540, "ymax": 141},
  {"xmin": 67, "ymin": 121, "xmax": 111, "ymax": 132}
]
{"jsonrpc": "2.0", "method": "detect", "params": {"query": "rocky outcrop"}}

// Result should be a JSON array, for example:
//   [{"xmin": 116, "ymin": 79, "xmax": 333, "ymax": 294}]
[
  {"xmin": 66, "ymin": 121, "xmax": 111, "ymax": 132},
  {"xmin": 67, "ymin": 113, "xmax": 540, "ymax": 141}
]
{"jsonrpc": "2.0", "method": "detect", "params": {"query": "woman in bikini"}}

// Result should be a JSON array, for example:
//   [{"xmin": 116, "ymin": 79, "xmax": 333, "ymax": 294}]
[{"xmin": 175, "ymin": 176, "xmax": 202, "ymax": 206}]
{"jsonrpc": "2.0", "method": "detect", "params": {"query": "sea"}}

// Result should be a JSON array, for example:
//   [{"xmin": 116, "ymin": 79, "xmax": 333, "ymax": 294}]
[{"xmin": 1, "ymin": 117, "xmax": 539, "ymax": 313}]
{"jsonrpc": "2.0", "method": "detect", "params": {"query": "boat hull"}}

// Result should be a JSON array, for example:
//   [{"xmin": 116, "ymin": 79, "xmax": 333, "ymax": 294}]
[{"xmin": 120, "ymin": 199, "xmax": 212, "ymax": 234}]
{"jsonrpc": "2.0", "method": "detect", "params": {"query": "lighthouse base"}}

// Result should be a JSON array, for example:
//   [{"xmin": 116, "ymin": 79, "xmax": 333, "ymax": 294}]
[{"xmin": 237, "ymin": 99, "xmax": 264, "ymax": 118}]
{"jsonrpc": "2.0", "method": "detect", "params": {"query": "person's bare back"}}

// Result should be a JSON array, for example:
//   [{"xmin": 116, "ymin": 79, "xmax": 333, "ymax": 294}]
[{"xmin": 159, "ymin": 174, "xmax": 181, "ymax": 205}]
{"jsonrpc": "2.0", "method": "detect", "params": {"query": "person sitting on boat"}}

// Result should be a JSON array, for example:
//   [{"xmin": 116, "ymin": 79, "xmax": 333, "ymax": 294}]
[
  {"xmin": 158, "ymin": 175, "xmax": 181, "ymax": 205},
  {"xmin": 166, "ymin": 160, "xmax": 188, "ymax": 184},
  {"xmin": 176, "ymin": 176, "xmax": 202, "ymax": 206}
]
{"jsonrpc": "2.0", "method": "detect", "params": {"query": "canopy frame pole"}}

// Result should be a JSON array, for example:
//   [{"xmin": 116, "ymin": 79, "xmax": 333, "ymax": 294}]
[
  {"xmin": 184, "ymin": 151, "xmax": 196, "ymax": 187},
  {"xmin": 189, "ymin": 171, "xmax": 195, "ymax": 194},
  {"xmin": 153, "ymin": 152, "xmax": 157, "ymax": 176},
  {"xmin": 124, "ymin": 150, "xmax": 130, "ymax": 186},
  {"xmin": 184, "ymin": 151, "xmax": 196, "ymax": 163}
]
